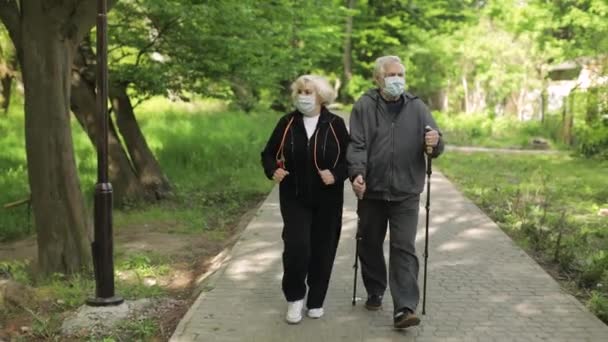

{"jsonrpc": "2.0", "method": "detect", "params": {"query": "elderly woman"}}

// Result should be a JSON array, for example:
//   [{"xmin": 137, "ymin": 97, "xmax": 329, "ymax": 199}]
[{"xmin": 261, "ymin": 75, "xmax": 349, "ymax": 324}]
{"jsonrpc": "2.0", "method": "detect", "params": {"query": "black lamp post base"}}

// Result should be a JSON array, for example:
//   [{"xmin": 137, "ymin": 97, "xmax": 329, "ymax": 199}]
[{"xmin": 86, "ymin": 296, "xmax": 124, "ymax": 307}]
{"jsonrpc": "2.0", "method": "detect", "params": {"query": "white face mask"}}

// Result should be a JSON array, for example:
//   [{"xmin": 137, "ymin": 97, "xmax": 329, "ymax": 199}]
[
  {"xmin": 383, "ymin": 76, "xmax": 405, "ymax": 97},
  {"xmin": 295, "ymin": 94, "xmax": 317, "ymax": 116}
]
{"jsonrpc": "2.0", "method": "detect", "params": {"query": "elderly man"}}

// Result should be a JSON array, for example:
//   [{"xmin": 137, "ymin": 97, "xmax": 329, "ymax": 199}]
[{"xmin": 346, "ymin": 55, "xmax": 444, "ymax": 329}]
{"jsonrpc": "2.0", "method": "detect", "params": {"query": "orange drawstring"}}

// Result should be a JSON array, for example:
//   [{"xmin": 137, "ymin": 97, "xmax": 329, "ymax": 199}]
[
  {"xmin": 313, "ymin": 122, "xmax": 340, "ymax": 172},
  {"xmin": 277, "ymin": 116, "xmax": 341, "ymax": 173},
  {"xmin": 276, "ymin": 117, "xmax": 295, "ymax": 168}
]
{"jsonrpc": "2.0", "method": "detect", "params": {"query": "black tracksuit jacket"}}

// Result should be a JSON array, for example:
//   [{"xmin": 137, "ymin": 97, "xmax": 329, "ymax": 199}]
[{"xmin": 261, "ymin": 108, "xmax": 350, "ymax": 205}]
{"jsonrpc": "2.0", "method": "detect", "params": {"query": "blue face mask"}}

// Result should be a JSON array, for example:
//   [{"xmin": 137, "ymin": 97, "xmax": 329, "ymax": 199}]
[
  {"xmin": 383, "ymin": 76, "xmax": 405, "ymax": 97},
  {"xmin": 295, "ymin": 95, "xmax": 316, "ymax": 116}
]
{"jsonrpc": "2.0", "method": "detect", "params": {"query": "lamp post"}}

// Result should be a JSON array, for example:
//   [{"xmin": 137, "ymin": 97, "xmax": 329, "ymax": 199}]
[{"xmin": 86, "ymin": 0, "xmax": 123, "ymax": 307}]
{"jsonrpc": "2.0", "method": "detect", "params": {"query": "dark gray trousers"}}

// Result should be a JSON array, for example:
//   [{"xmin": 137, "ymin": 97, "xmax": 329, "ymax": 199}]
[{"xmin": 357, "ymin": 197, "xmax": 420, "ymax": 314}]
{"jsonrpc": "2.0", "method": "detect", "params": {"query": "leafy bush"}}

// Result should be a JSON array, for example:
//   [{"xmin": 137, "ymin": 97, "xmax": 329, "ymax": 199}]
[
  {"xmin": 344, "ymin": 74, "xmax": 374, "ymax": 101},
  {"xmin": 588, "ymin": 291, "xmax": 608, "ymax": 323},
  {"xmin": 575, "ymin": 123, "xmax": 608, "ymax": 160},
  {"xmin": 432, "ymin": 112, "xmax": 561, "ymax": 149}
]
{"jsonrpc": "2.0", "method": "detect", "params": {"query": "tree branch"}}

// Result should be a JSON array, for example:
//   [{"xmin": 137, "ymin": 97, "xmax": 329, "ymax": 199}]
[
  {"xmin": 0, "ymin": 0, "xmax": 22, "ymax": 60},
  {"xmin": 135, "ymin": 16, "xmax": 179, "ymax": 67},
  {"xmin": 69, "ymin": 0, "xmax": 118, "ymax": 47}
]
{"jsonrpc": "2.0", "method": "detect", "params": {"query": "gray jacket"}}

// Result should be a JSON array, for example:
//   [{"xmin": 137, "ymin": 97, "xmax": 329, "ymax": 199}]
[{"xmin": 346, "ymin": 89, "xmax": 444, "ymax": 201}]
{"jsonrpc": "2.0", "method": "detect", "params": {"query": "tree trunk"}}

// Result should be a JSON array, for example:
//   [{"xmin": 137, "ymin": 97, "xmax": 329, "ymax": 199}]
[
  {"xmin": 75, "ymin": 37, "xmax": 171, "ymax": 201},
  {"xmin": 517, "ymin": 89, "xmax": 526, "ymax": 121},
  {"xmin": 340, "ymin": 0, "xmax": 355, "ymax": 103},
  {"xmin": 504, "ymin": 91, "xmax": 519, "ymax": 117},
  {"xmin": 563, "ymin": 93, "xmax": 575, "ymax": 145},
  {"xmin": 445, "ymin": 79, "xmax": 450, "ymax": 112},
  {"xmin": 1, "ymin": 72, "xmax": 12, "ymax": 114},
  {"xmin": 540, "ymin": 88, "xmax": 547, "ymax": 123},
  {"xmin": 20, "ymin": 9, "xmax": 90, "ymax": 274},
  {"xmin": 585, "ymin": 87, "xmax": 599, "ymax": 124},
  {"xmin": 70, "ymin": 72, "xmax": 153, "ymax": 204},
  {"xmin": 538, "ymin": 65, "xmax": 548, "ymax": 123},
  {"xmin": 462, "ymin": 76, "xmax": 469, "ymax": 114},
  {"xmin": 472, "ymin": 79, "xmax": 485, "ymax": 113},
  {"xmin": 110, "ymin": 84, "xmax": 172, "ymax": 200},
  {"xmin": 0, "ymin": 55, "xmax": 16, "ymax": 114},
  {"xmin": 229, "ymin": 79, "xmax": 258, "ymax": 112}
]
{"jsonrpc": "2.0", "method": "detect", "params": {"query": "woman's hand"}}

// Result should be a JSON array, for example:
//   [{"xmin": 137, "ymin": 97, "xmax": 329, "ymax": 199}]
[
  {"xmin": 319, "ymin": 169, "xmax": 335, "ymax": 185},
  {"xmin": 273, "ymin": 168, "xmax": 290, "ymax": 183}
]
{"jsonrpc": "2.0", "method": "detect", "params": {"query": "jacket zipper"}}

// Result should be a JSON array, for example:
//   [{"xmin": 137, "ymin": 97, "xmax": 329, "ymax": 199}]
[
  {"xmin": 323, "ymin": 127, "xmax": 330, "ymax": 162},
  {"xmin": 306, "ymin": 125, "xmax": 316, "ymax": 198},
  {"xmin": 389, "ymin": 120, "xmax": 394, "ymax": 202},
  {"xmin": 291, "ymin": 128, "xmax": 299, "ymax": 196}
]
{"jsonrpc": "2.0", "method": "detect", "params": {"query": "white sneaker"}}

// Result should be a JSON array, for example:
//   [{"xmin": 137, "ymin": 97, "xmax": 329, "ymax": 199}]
[
  {"xmin": 307, "ymin": 308, "xmax": 324, "ymax": 319},
  {"xmin": 286, "ymin": 300, "xmax": 304, "ymax": 324}
]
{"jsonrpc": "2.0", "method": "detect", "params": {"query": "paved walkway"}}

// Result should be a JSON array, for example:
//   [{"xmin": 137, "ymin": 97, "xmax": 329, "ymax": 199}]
[{"xmin": 171, "ymin": 172, "xmax": 607, "ymax": 342}]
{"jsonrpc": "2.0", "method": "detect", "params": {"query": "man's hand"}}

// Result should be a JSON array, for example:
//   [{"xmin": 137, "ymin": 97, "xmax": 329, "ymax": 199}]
[
  {"xmin": 352, "ymin": 175, "xmax": 366, "ymax": 200},
  {"xmin": 273, "ymin": 168, "xmax": 289, "ymax": 183},
  {"xmin": 425, "ymin": 127, "xmax": 440, "ymax": 147}
]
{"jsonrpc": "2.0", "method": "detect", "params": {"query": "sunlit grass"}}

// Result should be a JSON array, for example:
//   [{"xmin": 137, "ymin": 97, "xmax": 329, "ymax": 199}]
[{"xmin": 0, "ymin": 96, "xmax": 277, "ymax": 241}]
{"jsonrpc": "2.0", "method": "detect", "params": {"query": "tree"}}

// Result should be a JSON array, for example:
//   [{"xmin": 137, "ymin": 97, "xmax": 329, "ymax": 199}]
[
  {"xmin": 339, "ymin": 0, "xmax": 480, "ymax": 102},
  {"xmin": 72, "ymin": 37, "xmax": 171, "ymax": 203},
  {"xmin": 106, "ymin": 0, "xmax": 342, "ymax": 112},
  {"xmin": 0, "ymin": 0, "xmax": 116, "ymax": 275},
  {"xmin": 0, "ymin": 26, "xmax": 16, "ymax": 114},
  {"xmin": 340, "ymin": 0, "xmax": 356, "ymax": 103},
  {"xmin": 71, "ymin": 40, "xmax": 154, "ymax": 204}
]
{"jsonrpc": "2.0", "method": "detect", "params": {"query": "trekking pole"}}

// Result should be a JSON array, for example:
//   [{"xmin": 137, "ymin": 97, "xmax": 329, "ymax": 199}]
[
  {"xmin": 352, "ymin": 219, "xmax": 361, "ymax": 306},
  {"xmin": 422, "ymin": 126, "xmax": 433, "ymax": 315}
]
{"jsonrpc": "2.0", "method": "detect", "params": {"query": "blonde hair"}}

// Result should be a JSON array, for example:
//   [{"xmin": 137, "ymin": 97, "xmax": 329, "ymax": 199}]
[
  {"xmin": 290, "ymin": 75, "xmax": 337, "ymax": 106},
  {"xmin": 373, "ymin": 55, "xmax": 405, "ymax": 82}
]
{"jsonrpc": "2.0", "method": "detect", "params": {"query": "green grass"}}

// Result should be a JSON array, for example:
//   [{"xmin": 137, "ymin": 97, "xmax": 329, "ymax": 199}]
[
  {"xmin": 0, "ymin": 96, "xmax": 31, "ymax": 240},
  {"xmin": 0, "ymin": 97, "xmax": 276, "ymax": 241},
  {"xmin": 434, "ymin": 111, "xmax": 566, "ymax": 149},
  {"xmin": 436, "ymin": 151, "xmax": 608, "ymax": 322}
]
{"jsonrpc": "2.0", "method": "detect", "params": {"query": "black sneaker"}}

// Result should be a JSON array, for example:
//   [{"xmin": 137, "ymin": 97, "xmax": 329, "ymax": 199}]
[
  {"xmin": 364, "ymin": 294, "xmax": 383, "ymax": 311},
  {"xmin": 393, "ymin": 308, "xmax": 420, "ymax": 329}
]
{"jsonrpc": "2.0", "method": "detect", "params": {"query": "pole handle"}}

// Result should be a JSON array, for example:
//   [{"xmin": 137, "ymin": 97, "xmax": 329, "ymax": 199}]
[{"xmin": 424, "ymin": 125, "xmax": 435, "ymax": 155}]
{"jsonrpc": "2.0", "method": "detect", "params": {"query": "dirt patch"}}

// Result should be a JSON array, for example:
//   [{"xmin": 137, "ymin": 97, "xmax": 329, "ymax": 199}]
[
  {"xmin": 0, "ymin": 237, "xmax": 37, "ymax": 262},
  {"xmin": 0, "ymin": 196, "xmax": 264, "ymax": 341}
]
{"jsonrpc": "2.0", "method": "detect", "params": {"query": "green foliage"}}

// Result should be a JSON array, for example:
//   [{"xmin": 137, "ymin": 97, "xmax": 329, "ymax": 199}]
[
  {"xmin": 106, "ymin": 0, "xmax": 344, "ymax": 111},
  {"xmin": 117, "ymin": 253, "xmax": 170, "ymax": 278},
  {"xmin": 350, "ymin": 0, "xmax": 480, "ymax": 98},
  {"xmin": 575, "ymin": 123, "xmax": 608, "ymax": 160},
  {"xmin": 115, "ymin": 318, "xmax": 158, "ymax": 341},
  {"xmin": 0, "ymin": 260, "xmax": 31, "ymax": 284},
  {"xmin": 27, "ymin": 308, "xmax": 63, "ymax": 341},
  {"xmin": 588, "ymin": 291, "xmax": 608, "ymax": 323},
  {"xmin": 581, "ymin": 251, "xmax": 608, "ymax": 288},
  {"xmin": 344, "ymin": 74, "xmax": 374, "ymax": 100},
  {"xmin": 0, "ymin": 100, "xmax": 32, "ymax": 241},
  {"xmin": 38, "ymin": 274, "xmax": 95, "ymax": 309},
  {"xmin": 433, "ymin": 112, "xmax": 562, "ymax": 149}
]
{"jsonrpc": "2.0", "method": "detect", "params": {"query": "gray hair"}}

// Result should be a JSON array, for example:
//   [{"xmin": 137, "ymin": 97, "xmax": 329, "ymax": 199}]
[
  {"xmin": 373, "ymin": 55, "xmax": 406, "ymax": 81},
  {"xmin": 290, "ymin": 75, "xmax": 337, "ymax": 106}
]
